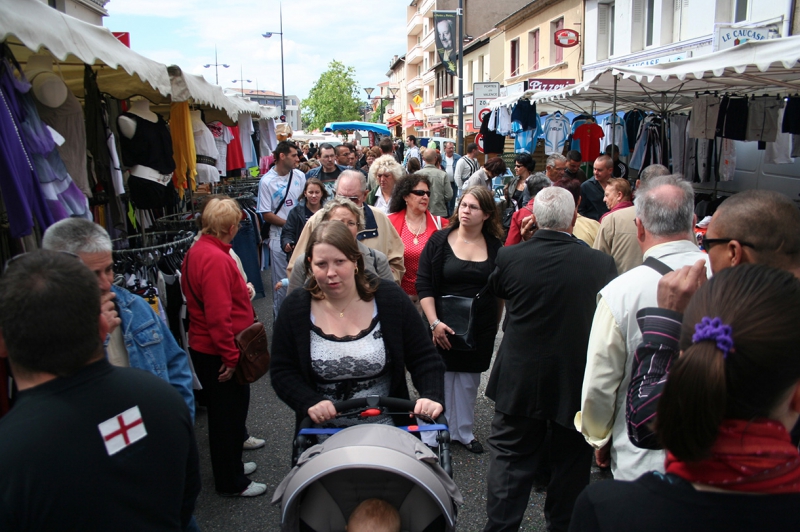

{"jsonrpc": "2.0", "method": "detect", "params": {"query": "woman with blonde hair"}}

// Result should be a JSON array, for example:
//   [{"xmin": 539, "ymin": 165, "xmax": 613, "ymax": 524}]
[
  {"xmin": 182, "ymin": 197, "xmax": 266, "ymax": 497},
  {"xmin": 367, "ymin": 154, "xmax": 405, "ymax": 214}
]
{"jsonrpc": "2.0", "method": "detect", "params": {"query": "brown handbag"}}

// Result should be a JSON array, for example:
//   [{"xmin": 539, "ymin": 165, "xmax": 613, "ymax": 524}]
[{"xmin": 184, "ymin": 250, "xmax": 270, "ymax": 384}]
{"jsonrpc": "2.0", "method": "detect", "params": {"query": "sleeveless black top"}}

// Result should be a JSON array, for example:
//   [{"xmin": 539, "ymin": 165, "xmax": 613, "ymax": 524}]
[{"xmin": 117, "ymin": 113, "xmax": 176, "ymax": 175}]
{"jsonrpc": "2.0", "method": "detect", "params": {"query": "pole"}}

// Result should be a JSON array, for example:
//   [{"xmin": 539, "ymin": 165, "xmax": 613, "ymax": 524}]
[
  {"xmin": 240, "ymin": 66, "xmax": 244, "ymax": 96},
  {"xmin": 214, "ymin": 45, "xmax": 219, "ymax": 85},
  {"xmin": 280, "ymin": 2, "xmax": 286, "ymax": 120},
  {"xmin": 457, "ymin": 0, "xmax": 464, "ymax": 154},
  {"xmin": 611, "ymin": 74, "xmax": 617, "ymax": 154}
]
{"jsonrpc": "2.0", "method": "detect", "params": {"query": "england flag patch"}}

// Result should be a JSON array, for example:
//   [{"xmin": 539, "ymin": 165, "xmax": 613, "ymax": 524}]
[{"xmin": 98, "ymin": 406, "xmax": 147, "ymax": 455}]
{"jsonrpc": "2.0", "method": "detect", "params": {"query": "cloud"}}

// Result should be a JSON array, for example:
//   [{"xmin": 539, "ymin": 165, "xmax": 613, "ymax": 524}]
[{"xmin": 104, "ymin": 0, "xmax": 408, "ymax": 101}]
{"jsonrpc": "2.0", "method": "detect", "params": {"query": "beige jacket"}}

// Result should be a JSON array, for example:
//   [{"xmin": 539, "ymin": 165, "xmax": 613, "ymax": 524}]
[
  {"xmin": 592, "ymin": 206, "xmax": 643, "ymax": 274},
  {"xmin": 286, "ymin": 205, "xmax": 405, "ymax": 283},
  {"xmin": 573, "ymin": 215, "xmax": 600, "ymax": 247},
  {"xmin": 417, "ymin": 166, "xmax": 453, "ymax": 218}
]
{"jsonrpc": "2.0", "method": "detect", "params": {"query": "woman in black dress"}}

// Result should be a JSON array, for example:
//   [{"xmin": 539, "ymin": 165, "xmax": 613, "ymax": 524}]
[{"xmin": 416, "ymin": 186, "xmax": 504, "ymax": 453}]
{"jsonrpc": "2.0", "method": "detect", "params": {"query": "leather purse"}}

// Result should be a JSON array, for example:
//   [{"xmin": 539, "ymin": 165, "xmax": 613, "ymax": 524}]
[
  {"xmin": 436, "ymin": 286, "xmax": 489, "ymax": 351},
  {"xmin": 183, "ymin": 251, "xmax": 270, "ymax": 384}
]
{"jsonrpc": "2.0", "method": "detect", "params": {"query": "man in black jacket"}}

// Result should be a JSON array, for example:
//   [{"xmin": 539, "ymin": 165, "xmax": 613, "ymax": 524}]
[
  {"xmin": 483, "ymin": 187, "xmax": 617, "ymax": 532},
  {"xmin": 0, "ymin": 251, "xmax": 200, "ymax": 530}
]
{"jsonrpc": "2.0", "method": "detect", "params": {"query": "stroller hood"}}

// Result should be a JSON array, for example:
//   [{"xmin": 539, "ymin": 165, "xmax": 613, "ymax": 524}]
[{"xmin": 273, "ymin": 424, "xmax": 463, "ymax": 532}]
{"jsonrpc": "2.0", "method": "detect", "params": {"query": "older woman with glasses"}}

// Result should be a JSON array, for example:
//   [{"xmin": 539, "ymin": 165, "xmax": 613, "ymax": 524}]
[
  {"xmin": 286, "ymin": 198, "xmax": 393, "ymax": 293},
  {"xmin": 367, "ymin": 155, "xmax": 405, "ymax": 214},
  {"xmin": 388, "ymin": 173, "xmax": 449, "ymax": 308}
]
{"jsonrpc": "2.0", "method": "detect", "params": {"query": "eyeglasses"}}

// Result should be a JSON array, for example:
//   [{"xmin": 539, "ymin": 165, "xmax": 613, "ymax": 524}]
[
  {"xmin": 459, "ymin": 202, "xmax": 482, "ymax": 212},
  {"xmin": 409, "ymin": 190, "xmax": 431, "ymax": 197},
  {"xmin": 336, "ymin": 194, "xmax": 362, "ymax": 203},
  {"xmin": 701, "ymin": 238, "xmax": 757, "ymax": 253},
  {"xmin": 4, "ymin": 250, "xmax": 80, "ymax": 273}
]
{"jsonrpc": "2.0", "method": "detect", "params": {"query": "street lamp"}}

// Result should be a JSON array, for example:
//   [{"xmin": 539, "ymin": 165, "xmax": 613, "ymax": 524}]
[
  {"xmin": 232, "ymin": 66, "xmax": 252, "ymax": 97},
  {"xmin": 203, "ymin": 44, "xmax": 229, "ymax": 85},
  {"xmin": 262, "ymin": 2, "xmax": 286, "ymax": 121},
  {"xmin": 363, "ymin": 87, "xmax": 399, "ymax": 123}
]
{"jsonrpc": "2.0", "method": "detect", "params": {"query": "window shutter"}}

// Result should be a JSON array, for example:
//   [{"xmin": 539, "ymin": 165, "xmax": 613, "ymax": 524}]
[{"xmin": 597, "ymin": 4, "xmax": 609, "ymax": 61}]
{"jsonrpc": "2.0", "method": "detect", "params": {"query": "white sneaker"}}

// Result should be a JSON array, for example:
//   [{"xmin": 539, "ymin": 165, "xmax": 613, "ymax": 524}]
[
  {"xmin": 243, "ymin": 462, "xmax": 257, "ymax": 475},
  {"xmin": 243, "ymin": 436, "xmax": 265, "ymax": 450},
  {"xmin": 238, "ymin": 482, "xmax": 267, "ymax": 497}
]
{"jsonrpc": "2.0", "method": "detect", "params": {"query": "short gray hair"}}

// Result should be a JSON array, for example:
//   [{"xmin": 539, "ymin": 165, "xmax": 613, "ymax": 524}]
[
  {"xmin": 42, "ymin": 218, "xmax": 112, "ymax": 254},
  {"xmin": 534, "ymin": 186, "xmax": 575, "ymax": 231},
  {"xmin": 634, "ymin": 175, "xmax": 694, "ymax": 237},
  {"xmin": 526, "ymin": 172, "xmax": 551, "ymax": 197},
  {"xmin": 546, "ymin": 153, "xmax": 567, "ymax": 168},
  {"xmin": 320, "ymin": 197, "xmax": 365, "ymax": 230},
  {"xmin": 335, "ymin": 169, "xmax": 368, "ymax": 192},
  {"xmin": 444, "ymin": 141, "xmax": 455, "ymax": 149},
  {"xmin": 639, "ymin": 164, "xmax": 670, "ymax": 184}
]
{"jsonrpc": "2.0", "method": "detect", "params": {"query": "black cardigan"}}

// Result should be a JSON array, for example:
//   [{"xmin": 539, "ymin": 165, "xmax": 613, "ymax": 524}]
[
  {"xmin": 270, "ymin": 279, "xmax": 445, "ymax": 427},
  {"xmin": 280, "ymin": 202, "xmax": 314, "ymax": 251},
  {"xmin": 416, "ymin": 226, "xmax": 503, "ymax": 301}
]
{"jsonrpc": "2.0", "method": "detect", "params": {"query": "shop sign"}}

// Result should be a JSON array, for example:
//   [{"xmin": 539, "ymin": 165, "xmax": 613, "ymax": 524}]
[
  {"xmin": 387, "ymin": 108, "xmax": 395, "ymax": 115},
  {"xmin": 554, "ymin": 29, "xmax": 580, "ymax": 48},
  {"xmin": 714, "ymin": 25, "xmax": 770, "ymax": 51},
  {"xmin": 499, "ymin": 81, "xmax": 527, "ymax": 98},
  {"xmin": 442, "ymin": 100, "xmax": 455, "ymax": 114},
  {"xmin": 527, "ymin": 78, "xmax": 575, "ymax": 92},
  {"xmin": 626, "ymin": 53, "xmax": 687, "ymax": 68},
  {"xmin": 428, "ymin": 116, "xmax": 444, "ymax": 124},
  {"xmin": 473, "ymin": 82, "xmax": 500, "ymax": 99},
  {"xmin": 463, "ymin": 94, "xmax": 473, "ymax": 106}
]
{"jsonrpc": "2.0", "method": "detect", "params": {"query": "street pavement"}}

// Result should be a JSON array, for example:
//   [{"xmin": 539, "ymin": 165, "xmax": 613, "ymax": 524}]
[{"xmin": 192, "ymin": 269, "xmax": 610, "ymax": 531}]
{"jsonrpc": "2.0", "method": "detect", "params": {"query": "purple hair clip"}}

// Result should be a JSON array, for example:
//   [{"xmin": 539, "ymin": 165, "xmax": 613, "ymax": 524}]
[{"xmin": 692, "ymin": 317, "xmax": 734, "ymax": 358}]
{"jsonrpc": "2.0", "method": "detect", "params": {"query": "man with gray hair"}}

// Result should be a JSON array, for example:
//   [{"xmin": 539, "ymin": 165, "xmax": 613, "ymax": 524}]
[
  {"xmin": 42, "ymin": 218, "xmax": 195, "ymax": 418},
  {"xmin": 484, "ymin": 187, "xmax": 617, "ymax": 532},
  {"xmin": 576, "ymin": 174, "xmax": 708, "ymax": 481},
  {"xmin": 593, "ymin": 164, "xmax": 670, "ymax": 274},
  {"xmin": 418, "ymin": 148, "xmax": 453, "ymax": 217},
  {"xmin": 286, "ymin": 170, "xmax": 405, "ymax": 282},
  {"xmin": 545, "ymin": 153, "xmax": 567, "ymax": 183}
]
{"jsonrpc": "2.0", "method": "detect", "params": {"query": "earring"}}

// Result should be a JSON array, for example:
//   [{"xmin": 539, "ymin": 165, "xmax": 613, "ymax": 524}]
[{"xmin": 355, "ymin": 266, "xmax": 359, "ymax": 274}]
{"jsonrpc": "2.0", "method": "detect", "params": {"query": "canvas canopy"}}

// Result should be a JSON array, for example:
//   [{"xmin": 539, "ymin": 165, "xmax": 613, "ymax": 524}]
[
  {"xmin": 0, "ymin": 0, "xmax": 171, "ymax": 102},
  {"xmin": 325, "ymin": 121, "xmax": 391, "ymax": 136},
  {"xmin": 492, "ymin": 36, "xmax": 800, "ymax": 116}
]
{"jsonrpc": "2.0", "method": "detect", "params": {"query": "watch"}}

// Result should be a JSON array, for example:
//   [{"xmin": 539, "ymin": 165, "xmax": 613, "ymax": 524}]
[{"xmin": 429, "ymin": 319, "xmax": 441, "ymax": 331}]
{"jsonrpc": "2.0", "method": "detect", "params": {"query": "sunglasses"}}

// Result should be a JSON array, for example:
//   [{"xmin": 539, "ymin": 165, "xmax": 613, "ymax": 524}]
[
  {"xmin": 409, "ymin": 190, "xmax": 431, "ymax": 197},
  {"xmin": 700, "ymin": 238, "xmax": 757, "ymax": 253}
]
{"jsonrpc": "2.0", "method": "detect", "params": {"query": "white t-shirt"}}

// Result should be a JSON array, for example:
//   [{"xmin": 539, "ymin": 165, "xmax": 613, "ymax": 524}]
[
  {"xmin": 257, "ymin": 168, "xmax": 306, "ymax": 240},
  {"xmin": 444, "ymin": 155, "xmax": 455, "ymax": 182}
]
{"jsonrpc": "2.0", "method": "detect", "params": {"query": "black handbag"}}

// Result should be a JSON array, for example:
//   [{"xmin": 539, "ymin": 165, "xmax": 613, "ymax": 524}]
[{"xmin": 436, "ymin": 285, "xmax": 489, "ymax": 351}]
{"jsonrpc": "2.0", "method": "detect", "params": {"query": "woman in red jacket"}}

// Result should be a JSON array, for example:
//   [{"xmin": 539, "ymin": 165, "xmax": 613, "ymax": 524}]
[
  {"xmin": 182, "ymin": 198, "xmax": 265, "ymax": 498},
  {"xmin": 387, "ymin": 173, "xmax": 448, "ymax": 310}
]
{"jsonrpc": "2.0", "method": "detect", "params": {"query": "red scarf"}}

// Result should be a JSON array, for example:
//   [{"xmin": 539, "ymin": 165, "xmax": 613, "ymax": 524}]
[
  {"xmin": 600, "ymin": 200, "xmax": 633, "ymax": 222},
  {"xmin": 665, "ymin": 419, "xmax": 800, "ymax": 494}
]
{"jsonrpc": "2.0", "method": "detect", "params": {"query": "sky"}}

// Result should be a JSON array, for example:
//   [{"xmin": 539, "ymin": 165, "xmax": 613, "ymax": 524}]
[{"xmin": 104, "ymin": 0, "xmax": 408, "ymax": 103}]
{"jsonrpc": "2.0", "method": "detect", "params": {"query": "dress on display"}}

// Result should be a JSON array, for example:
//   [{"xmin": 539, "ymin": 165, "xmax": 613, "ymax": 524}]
[
  {"xmin": 117, "ymin": 112, "xmax": 176, "ymax": 210},
  {"xmin": 191, "ymin": 112, "xmax": 220, "ymax": 185}
]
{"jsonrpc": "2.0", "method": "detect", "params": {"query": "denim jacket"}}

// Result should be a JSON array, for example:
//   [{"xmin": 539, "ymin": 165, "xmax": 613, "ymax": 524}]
[{"xmin": 111, "ymin": 286, "xmax": 195, "ymax": 420}]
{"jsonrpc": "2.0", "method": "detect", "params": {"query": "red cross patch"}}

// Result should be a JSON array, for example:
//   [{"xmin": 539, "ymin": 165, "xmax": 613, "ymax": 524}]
[{"xmin": 98, "ymin": 406, "xmax": 147, "ymax": 455}]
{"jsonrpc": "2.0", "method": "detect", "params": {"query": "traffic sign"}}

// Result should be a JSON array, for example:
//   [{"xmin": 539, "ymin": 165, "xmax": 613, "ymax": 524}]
[
  {"xmin": 473, "ymin": 98, "xmax": 493, "ymax": 128},
  {"xmin": 413, "ymin": 94, "xmax": 423, "ymax": 105},
  {"xmin": 478, "ymin": 107, "xmax": 491, "ymax": 123},
  {"xmin": 475, "ymin": 134, "xmax": 484, "ymax": 153},
  {"xmin": 473, "ymin": 82, "xmax": 500, "ymax": 98}
]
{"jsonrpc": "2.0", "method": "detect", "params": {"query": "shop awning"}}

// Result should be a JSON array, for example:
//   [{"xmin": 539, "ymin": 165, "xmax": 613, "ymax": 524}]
[
  {"xmin": 386, "ymin": 114, "xmax": 403, "ymax": 126},
  {"xmin": 0, "ymin": 0, "xmax": 172, "ymax": 102},
  {"xmin": 404, "ymin": 119, "xmax": 424, "ymax": 128},
  {"xmin": 324, "ymin": 121, "xmax": 391, "ymax": 135}
]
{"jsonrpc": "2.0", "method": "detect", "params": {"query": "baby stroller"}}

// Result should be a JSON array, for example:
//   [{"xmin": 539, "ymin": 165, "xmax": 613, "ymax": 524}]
[{"xmin": 272, "ymin": 396, "xmax": 463, "ymax": 532}]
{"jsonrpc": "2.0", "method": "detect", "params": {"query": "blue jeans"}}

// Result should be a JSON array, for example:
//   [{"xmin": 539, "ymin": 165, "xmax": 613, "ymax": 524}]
[
  {"xmin": 447, "ymin": 181, "xmax": 458, "ymax": 217},
  {"xmin": 231, "ymin": 219, "xmax": 265, "ymax": 299}
]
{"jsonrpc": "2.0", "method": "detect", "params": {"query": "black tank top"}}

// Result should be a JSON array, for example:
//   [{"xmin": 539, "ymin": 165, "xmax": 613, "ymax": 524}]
[{"xmin": 117, "ymin": 113, "xmax": 176, "ymax": 175}]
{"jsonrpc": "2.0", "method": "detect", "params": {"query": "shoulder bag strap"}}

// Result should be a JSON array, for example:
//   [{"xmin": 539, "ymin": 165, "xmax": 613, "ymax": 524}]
[
  {"xmin": 273, "ymin": 170, "xmax": 295, "ymax": 216},
  {"xmin": 183, "ymin": 250, "xmax": 204, "ymax": 312},
  {"xmin": 642, "ymin": 256, "xmax": 674, "ymax": 276}
]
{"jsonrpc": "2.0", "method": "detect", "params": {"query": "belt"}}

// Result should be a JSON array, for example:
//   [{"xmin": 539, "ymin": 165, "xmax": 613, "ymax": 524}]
[
  {"xmin": 196, "ymin": 154, "xmax": 217, "ymax": 166},
  {"xmin": 129, "ymin": 165, "xmax": 172, "ymax": 186}
]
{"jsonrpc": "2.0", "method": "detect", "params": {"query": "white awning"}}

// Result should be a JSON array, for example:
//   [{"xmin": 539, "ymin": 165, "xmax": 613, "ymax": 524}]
[{"xmin": 0, "ymin": 0, "xmax": 172, "ymax": 102}]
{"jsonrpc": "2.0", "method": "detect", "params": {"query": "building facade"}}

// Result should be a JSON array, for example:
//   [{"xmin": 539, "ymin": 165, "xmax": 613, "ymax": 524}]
[
  {"xmin": 40, "ymin": 0, "xmax": 108, "ymax": 25},
  {"xmin": 239, "ymin": 89, "xmax": 301, "ymax": 132}
]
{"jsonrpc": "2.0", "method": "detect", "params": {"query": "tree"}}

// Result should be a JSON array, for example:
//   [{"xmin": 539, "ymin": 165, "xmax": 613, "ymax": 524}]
[{"xmin": 302, "ymin": 60, "xmax": 361, "ymax": 132}]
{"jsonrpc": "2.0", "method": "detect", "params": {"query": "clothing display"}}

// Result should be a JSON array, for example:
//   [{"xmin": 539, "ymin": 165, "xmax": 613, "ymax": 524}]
[
  {"xmin": 570, "ymin": 114, "xmax": 592, "ymax": 153},
  {"xmin": 118, "ymin": 111, "xmax": 176, "ymax": 209},
  {"xmin": 746, "ymin": 96, "xmax": 783, "ymax": 142},
  {"xmin": 573, "ymin": 122, "xmax": 605, "ymax": 162},
  {"xmin": 782, "ymin": 95, "xmax": 800, "ymax": 134},
  {"xmin": 238, "ymin": 115, "xmax": 255, "ymax": 168},
  {"xmin": 717, "ymin": 96, "xmax": 748, "ymax": 141},
  {"xmin": 601, "ymin": 115, "xmax": 628, "ymax": 156},
  {"xmin": 258, "ymin": 117, "xmax": 277, "ymax": 157},
  {"xmin": 479, "ymin": 112, "xmax": 505, "ymax": 154},
  {"xmin": 190, "ymin": 111, "xmax": 220, "ymax": 185},
  {"xmin": 623, "ymin": 109, "xmax": 646, "ymax": 152},
  {"xmin": 689, "ymin": 94, "xmax": 722, "ymax": 140},
  {"xmin": 669, "ymin": 114, "xmax": 689, "ymax": 175},
  {"xmin": 207, "ymin": 121, "xmax": 233, "ymax": 173},
  {"xmin": 509, "ymin": 99, "xmax": 537, "ymax": 131},
  {"xmin": 226, "ymin": 125, "xmax": 246, "ymax": 173},
  {"xmin": 765, "ymin": 106, "xmax": 796, "ymax": 165},
  {"xmin": 543, "ymin": 111, "xmax": 571, "ymax": 155}
]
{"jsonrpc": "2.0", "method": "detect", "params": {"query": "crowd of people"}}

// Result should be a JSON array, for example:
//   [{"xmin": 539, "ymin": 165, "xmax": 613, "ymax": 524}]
[{"xmin": 2, "ymin": 133, "xmax": 800, "ymax": 531}]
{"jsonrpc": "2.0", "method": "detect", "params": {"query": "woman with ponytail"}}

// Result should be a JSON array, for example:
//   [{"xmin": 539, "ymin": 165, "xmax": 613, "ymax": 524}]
[{"xmin": 570, "ymin": 264, "xmax": 800, "ymax": 531}]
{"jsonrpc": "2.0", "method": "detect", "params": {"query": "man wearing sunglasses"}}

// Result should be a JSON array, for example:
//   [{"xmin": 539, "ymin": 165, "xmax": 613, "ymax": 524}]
[
  {"xmin": 285, "ymin": 170, "xmax": 405, "ymax": 283},
  {"xmin": 627, "ymin": 189, "xmax": 800, "ymax": 450},
  {"xmin": 42, "ymin": 218, "xmax": 194, "ymax": 419}
]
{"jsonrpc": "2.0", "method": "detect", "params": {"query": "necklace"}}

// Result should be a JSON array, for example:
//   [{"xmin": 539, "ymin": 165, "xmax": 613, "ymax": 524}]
[
  {"xmin": 406, "ymin": 215, "xmax": 426, "ymax": 245},
  {"xmin": 326, "ymin": 294, "xmax": 358, "ymax": 318},
  {"xmin": 460, "ymin": 228, "xmax": 479, "ymax": 245}
]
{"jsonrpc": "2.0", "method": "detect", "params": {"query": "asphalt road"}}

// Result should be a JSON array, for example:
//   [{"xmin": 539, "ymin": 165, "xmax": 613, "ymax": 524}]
[{"xmin": 192, "ymin": 269, "xmax": 610, "ymax": 531}]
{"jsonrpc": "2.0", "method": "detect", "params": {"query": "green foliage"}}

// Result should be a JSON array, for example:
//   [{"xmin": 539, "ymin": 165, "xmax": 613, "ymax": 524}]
[{"xmin": 302, "ymin": 60, "xmax": 361, "ymax": 131}]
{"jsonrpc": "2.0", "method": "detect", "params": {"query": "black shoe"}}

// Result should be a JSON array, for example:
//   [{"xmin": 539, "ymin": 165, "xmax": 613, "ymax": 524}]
[{"xmin": 462, "ymin": 439, "xmax": 484, "ymax": 453}]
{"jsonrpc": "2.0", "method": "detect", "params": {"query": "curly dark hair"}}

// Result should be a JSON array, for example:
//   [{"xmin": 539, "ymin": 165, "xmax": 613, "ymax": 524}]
[{"xmin": 388, "ymin": 173, "xmax": 431, "ymax": 214}]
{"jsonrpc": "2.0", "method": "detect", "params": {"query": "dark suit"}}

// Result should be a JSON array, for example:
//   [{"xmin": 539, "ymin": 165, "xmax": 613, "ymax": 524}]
[{"xmin": 483, "ymin": 230, "xmax": 617, "ymax": 532}]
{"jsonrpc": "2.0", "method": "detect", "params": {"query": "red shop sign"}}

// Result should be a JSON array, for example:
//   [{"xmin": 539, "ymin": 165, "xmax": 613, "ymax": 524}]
[{"xmin": 554, "ymin": 29, "xmax": 580, "ymax": 48}]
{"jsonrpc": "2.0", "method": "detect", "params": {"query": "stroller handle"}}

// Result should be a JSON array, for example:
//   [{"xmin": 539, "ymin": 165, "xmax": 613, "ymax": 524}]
[
  {"xmin": 294, "ymin": 395, "xmax": 453, "ymax": 477},
  {"xmin": 298, "ymin": 396, "xmax": 447, "ymax": 430}
]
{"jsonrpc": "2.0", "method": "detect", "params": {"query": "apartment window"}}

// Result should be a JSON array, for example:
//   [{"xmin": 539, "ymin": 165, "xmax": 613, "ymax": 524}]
[
  {"xmin": 597, "ymin": 2, "xmax": 615, "ymax": 60},
  {"xmin": 645, "ymin": 0, "xmax": 656, "ymax": 47},
  {"xmin": 528, "ymin": 29, "xmax": 540, "ymax": 71},
  {"xmin": 424, "ymin": 55, "xmax": 428, "ymax": 71},
  {"xmin": 734, "ymin": 0, "xmax": 748, "ymax": 22},
  {"xmin": 467, "ymin": 60, "xmax": 473, "ymax": 88},
  {"xmin": 553, "ymin": 19, "xmax": 564, "ymax": 63},
  {"xmin": 510, "ymin": 39, "xmax": 520, "ymax": 77},
  {"xmin": 478, "ymin": 55, "xmax": 485, "ymax": 82},
  {"xmin": 417, "ymin": 64, "xmax": 422, "ymax": 77},
  {"xmin": 424, "ymin": 88, "xmax": 429, "ymax": 104}
]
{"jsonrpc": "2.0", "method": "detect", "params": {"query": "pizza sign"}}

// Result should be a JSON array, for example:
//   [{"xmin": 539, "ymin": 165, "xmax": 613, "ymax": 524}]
[{"xmin": 554, "ymin": 29, "xmax": 580, "ymax": 48}]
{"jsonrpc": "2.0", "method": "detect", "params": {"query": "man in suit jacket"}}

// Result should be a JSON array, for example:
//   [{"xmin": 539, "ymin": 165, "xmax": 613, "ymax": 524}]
[{"xmin": 484, "ymin": 187, "xmax": 617, "ymax": 532}]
